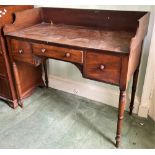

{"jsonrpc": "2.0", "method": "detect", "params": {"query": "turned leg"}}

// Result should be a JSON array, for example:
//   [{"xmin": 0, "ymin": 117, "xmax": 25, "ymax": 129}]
[
  {"xmin": 115, "ymin": 90, "xmax": 126, "ymax": 148},
  {"xmin": 129, "ymin": 68, "xmax": 139, "ymax": 115},
  {"xmin": 43, "ymin": 59, "xmax": 48, "ymax": 88}
]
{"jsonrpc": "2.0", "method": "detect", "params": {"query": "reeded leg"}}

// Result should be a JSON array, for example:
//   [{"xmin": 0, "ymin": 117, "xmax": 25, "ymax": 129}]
[
  {"xmin": 43, "ymin": 59, "xmax": 48, "ymax": 88},
  {"xmin": 129, "ymin": 68, "xmax": 139, "ymax": 115},
  {"xmin": 115, "ymin": 90, "xmax": 126, "ymax": 148}
]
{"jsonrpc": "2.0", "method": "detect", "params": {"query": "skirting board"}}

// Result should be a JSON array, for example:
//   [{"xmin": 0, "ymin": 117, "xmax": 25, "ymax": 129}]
[{"xmin": 46, "ymin": 75, "xmax": 147, "ymax": 116}]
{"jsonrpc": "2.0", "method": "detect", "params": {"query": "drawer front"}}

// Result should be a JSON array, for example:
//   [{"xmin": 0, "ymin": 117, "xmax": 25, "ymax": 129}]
[
  {"xmin": 0, "ymin": 57, "xmax": 7, "ymax": 77},
  {"xmin": 32, "ymin": 43, "xmax": 83, "ymax": 64},
  {"xmin": 84, "ymin": 51, "xmax": 121, "ymax": 84},
  {"xmin": 10, "ymin": 39, "xmax": 34, "ymax": 65},
  {"xmin": 0, "ymin": 77, "xmax": 11, "ymax": 99}
]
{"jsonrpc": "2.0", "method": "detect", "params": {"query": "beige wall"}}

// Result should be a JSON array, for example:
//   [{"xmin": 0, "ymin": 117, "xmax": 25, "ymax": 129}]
[
  {"xmin": 36, "ymin": 5, "xmax": 154, "ymax": 118},
  {"xmin": 149, "ymin": 90, "xmax": 155, "ymax": 121},
  {"xmin": 140, "ymin": 6, "xmax": 155, "ymax": 120}
]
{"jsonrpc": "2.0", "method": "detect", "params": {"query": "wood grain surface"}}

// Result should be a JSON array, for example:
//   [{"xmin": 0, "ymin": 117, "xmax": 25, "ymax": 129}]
[{"xmin": 7, "ymin": 23, "xmax": 135, "ymax": 54}]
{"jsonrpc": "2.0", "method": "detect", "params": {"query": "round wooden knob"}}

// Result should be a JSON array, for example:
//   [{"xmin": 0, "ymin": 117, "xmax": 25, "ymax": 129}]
[
  {"xmin": 19, "ymin": 49, "xmax": 23, "ymax": 54},
  {"xmin": 0, "ymin": 51, "xmax": 2, "ymax": 54},
  {"xmin": 41, "ymin": 48, "xmax": 46, "ymax": 53},
  {"xmin": 100, "ymin": 65, "xmax": 105, "ymax": 70},
  {"xmin": 65, "ymin": 52, "xmax": 70, "ymax": 58}
]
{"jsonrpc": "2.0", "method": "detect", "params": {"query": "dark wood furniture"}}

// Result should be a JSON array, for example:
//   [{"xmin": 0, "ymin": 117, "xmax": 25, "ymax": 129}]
[
  {"xmin": 4, "ymin": 7, "xmax": 149, "ymax": 147},
  {"xmin": 0, "ymin": 5, "xmax": 44, "ymax": 108}
]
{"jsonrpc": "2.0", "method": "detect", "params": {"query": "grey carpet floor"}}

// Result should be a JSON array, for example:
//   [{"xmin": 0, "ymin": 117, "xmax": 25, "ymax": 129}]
[{"xmin": 0, "ymin": 88, "xmax": 155, "ymax": 149}]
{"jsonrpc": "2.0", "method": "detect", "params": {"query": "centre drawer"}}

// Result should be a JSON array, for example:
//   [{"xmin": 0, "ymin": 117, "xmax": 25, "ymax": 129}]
[
  {"xmin": 10, "ymin": 39, "xmax": 35, "ymax": 65},
  {"xmin": 84, "ymin": 51, "xmax": 121, "ymax": 85},
  {"xmin": 32, "ymin": 43, "xmax": 83, "ymax": 64}
]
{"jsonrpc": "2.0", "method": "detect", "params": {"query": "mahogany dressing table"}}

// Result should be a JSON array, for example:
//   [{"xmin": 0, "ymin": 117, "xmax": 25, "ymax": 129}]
[{"xmin": 4, "ymin": 7, "xmax": 149, "ymax": 147}]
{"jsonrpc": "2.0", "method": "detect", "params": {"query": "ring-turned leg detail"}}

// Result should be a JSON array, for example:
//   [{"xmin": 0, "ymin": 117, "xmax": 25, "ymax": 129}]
[{"xmin": 115, "ymin": 90, "xmax": 126, "ymax": 148}]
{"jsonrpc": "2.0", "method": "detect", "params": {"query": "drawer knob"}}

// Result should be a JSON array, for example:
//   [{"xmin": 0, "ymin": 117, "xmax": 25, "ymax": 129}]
[
  {"xmin": 0, "ymin": 51, "xmax": 2, "ymax": 54},
  {"xmin": 41, "ymin": 48, "xmax": 46, "ymax": 53},
  {"xmin": 19, "ymin": 49, "xmax": 24, "ymax": 54},
  {"xmin": 65, "ymin": 52, "xmax": 70, "ymax": 58},
  {"xmin": 100, "ymin": 65, "xmax": 105, "ymax": 70}
]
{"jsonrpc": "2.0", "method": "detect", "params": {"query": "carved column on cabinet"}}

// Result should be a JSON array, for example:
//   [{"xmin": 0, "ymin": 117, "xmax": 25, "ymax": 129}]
[{"xmin": 0, "ymin": 36, "xmax": 18, "ymax": 108}]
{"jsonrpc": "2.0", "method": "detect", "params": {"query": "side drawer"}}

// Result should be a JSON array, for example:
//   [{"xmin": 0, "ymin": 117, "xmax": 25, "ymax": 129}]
[
  {"xmin": 10, "ymin": 39, "xmax": 35, "ymax": 65},
  {"xmin": 32, "ymin": 43, "xmax": 83, "ymax": 64},
  {"xmin": 84, "ymin": 51, "xmax": 121, "ymax": 85}
]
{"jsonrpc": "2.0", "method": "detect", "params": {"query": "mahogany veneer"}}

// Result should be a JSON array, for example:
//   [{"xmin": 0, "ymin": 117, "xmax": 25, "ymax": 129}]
[
  {"xmin": 84, "ymin": 52, "xmax": 121, "ymax": 84},
  {"xmin": 4, "ymin": 7, "xmax": 149, "ymax": 147}
]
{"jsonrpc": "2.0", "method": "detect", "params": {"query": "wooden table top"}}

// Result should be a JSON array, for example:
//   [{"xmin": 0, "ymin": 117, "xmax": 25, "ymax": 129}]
[{"xmin": 6, "ymin": 23, "xmax": 135, "ymax": 53}]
